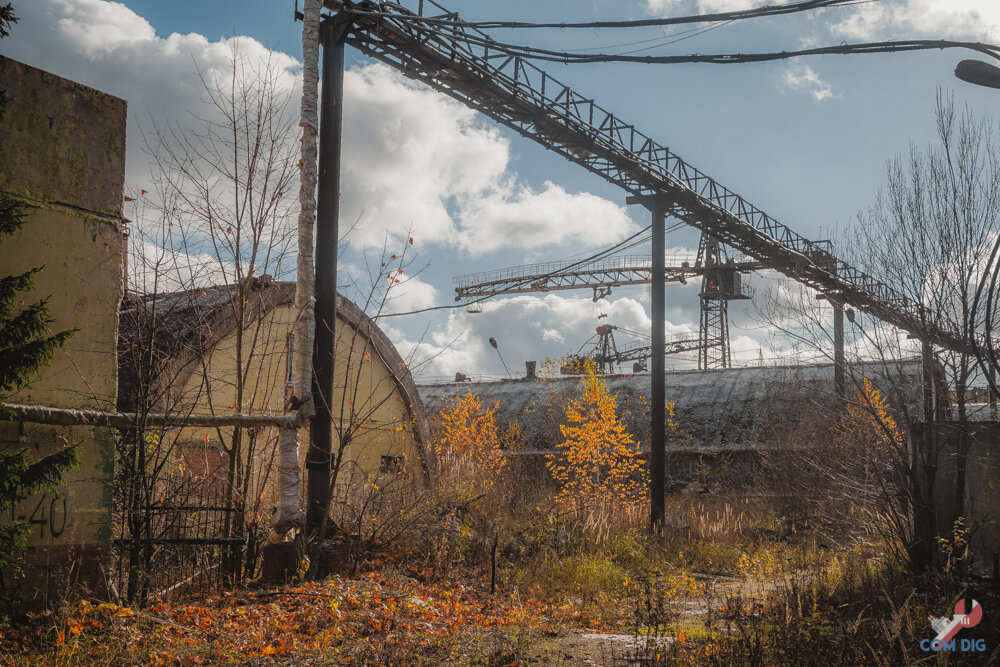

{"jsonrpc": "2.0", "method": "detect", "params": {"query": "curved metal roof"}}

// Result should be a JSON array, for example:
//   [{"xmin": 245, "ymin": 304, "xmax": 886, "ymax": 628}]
[{"xmin": 419, "ymin": 360, "xmax": 927, "ymax": 454}]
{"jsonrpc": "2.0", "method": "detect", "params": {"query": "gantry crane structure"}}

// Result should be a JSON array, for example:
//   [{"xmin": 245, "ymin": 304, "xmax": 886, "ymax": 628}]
[
  {"xmin": 565, "ymin": 324, "xmax": 703, "ymax": 375},
  {"xmin": 333, "ymin": 0, "xmax": 967, "ymax": 354},
  {"xmin": 309, "ymin": 0, "xmax": 970, "ymax": 530},
  {"xmin": 453, "ymin": 234, "xmax": 757, "ymax": 369}
]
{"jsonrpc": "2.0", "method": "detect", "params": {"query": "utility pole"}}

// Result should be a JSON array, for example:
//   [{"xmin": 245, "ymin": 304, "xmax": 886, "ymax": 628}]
[
  {"xmin": 628, "ymin": 194, "xmax": 666, "ymax": 533},
  {"xmin": 307, "ymin": 14, "xmax": 350, "ymax": 538}
]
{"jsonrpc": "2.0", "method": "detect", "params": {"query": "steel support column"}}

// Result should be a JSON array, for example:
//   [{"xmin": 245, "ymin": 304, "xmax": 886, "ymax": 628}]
[
  {"xmin": 833, "ymin": 302, "xmax": 845, "ymax": 401},
  {"xmin": 649, "ymin": 200, "xmax": 667, "ymax": 533},
  {"xmin": 628, "ymin": 194, "xmax": 667, "ymax": 532},
  {"xmin": 307, "ymin": 17, "xmax": 348, "ymax": 537}
]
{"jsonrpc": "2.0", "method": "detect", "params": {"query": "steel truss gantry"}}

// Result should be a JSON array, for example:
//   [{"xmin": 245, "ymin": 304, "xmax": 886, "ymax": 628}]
[
  {"xmin": 599, "ymin": 333, "xmax": 703, "ymax": 371},
  {"xmin": 569, "ymin": 325, "xmax": 703, "ymax": 375},
  {"xmin": 335, "ymin": 0, "xmax": 968, "ymax": 353},
  {"xmin": 453, "ymin": 239, "xmax": 756, "ymax": 369},
  {"xmin": 453, "ymin": 254, "xmax": 758, "ymax": 300}
]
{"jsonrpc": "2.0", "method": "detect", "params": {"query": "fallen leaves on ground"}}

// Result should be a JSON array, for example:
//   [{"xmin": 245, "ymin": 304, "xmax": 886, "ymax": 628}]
[{"xmin": 0, "ymin": 570, "xmax": 606, "ymax": 665}]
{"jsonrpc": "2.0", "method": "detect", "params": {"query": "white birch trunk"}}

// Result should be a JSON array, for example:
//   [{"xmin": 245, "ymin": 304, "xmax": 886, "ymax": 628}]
[{"xmin": 271, "ymin": 0, "xmax": 321, "ymax": 541}]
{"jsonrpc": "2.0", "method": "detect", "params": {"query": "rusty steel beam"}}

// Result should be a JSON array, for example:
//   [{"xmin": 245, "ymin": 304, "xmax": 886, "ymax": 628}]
[{"xmin": 335, "ymin": 0, "xmax": 969, "ymax": 354}]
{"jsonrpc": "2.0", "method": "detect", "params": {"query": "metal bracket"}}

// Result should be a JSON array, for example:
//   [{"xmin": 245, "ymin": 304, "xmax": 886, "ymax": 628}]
[
  {"xmin": 626, "ymin": 193, "xmax": 673, "ymax": 212},
  {"xmin": 592, "ymin": 285, "xmax": 612, "ymax": 302},
  {"xmin": 322, "ymin": 10, "xmax": 355, "ymax": 44}
]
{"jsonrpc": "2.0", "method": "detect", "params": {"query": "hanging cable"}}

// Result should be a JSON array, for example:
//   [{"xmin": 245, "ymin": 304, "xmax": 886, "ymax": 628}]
[
  {"xmin": 345, "ymin": 0, "xmax": 873, "ymax": 31},
  {"xmin": 419, "ymin": 24, "xmax": 1000, "ymax": 67}
]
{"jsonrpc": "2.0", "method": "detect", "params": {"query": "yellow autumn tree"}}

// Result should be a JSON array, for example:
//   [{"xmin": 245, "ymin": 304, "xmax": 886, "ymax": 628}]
[
  {"xmin": 434, "ymin": 392, "xmax": 506, "ymax": 488},
  {"xmin": 548, "ymin": 360, "xmax": 645, "ymax": 519},
  {"xmin": 837, "ymin": 378, "xmax": 904, "ymax": 454}
]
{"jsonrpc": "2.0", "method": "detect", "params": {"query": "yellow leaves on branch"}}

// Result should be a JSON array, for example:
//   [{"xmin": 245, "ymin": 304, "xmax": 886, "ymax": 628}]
[
  {"xmin": 837, "ymin": 377, "xmax": 904, "ymax": 453},
  {"xmin": 547, "ymin": 360, "xmax": 645, "ymax": 516},
  {"xmin": 434, "ymin": 392, "xmax": 506, "ymax": 487}
]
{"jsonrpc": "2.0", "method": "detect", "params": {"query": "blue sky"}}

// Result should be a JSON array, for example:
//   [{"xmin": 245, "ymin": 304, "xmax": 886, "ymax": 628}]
[{"xmin": 5, "ymin": 0, "xmax": 1000, "ymax": 378}]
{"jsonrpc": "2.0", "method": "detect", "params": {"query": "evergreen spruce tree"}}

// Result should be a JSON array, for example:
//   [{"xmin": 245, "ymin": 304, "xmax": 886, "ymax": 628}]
[{"xmin": 0, "ymin": 3, "xmax": 81, "ymax": 610}]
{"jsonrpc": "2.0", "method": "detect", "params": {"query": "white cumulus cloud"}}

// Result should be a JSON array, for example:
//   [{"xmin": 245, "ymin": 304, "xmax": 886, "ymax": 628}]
[
  {"xmin": 340, "ymin": 64, "xmax": 638, "ymax": 255},
  {"xmin": 832, "ymin": 0, "xmax": 1000, "ymax": 42},
  {"xmin": 780, "ymin": 62, "xmax": 835, "ymax": 102},
  {"xmin": 4, "ymin": 0, "xmax": 638, "ymax": 259}
]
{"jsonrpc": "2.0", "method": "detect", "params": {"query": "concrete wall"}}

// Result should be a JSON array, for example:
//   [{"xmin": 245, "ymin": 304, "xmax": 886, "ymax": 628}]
[
  {"xmin": 928, "ymin": 422, "xmax": 1000, "ymax": 569},
  {"xmin": 0, "ymin": 56, "xmax": 125, "ymax": 597}
]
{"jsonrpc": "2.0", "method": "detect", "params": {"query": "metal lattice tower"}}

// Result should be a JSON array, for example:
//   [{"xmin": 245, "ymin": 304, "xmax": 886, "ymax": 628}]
[
  {"xmin": 699, "ymin": 299, "xmax": 729, "ymax": 369},
  {"xmin": 696, "ymin": 235, "xmax": 749, "ymax": 369}
]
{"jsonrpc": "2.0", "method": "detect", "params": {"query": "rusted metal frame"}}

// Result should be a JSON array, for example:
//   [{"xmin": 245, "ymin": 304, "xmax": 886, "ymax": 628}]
[{"xmin": 610, "ymin": 339, "xmax": 701, "ymax": 364}]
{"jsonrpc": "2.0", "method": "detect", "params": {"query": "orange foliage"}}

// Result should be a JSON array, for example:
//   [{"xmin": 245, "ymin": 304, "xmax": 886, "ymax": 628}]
[
  {"xmin": 1, "ymin": 573, "xmax": 577, "ymax": 664},
  {"xmin": 434, "ymin": 392, "xmax": 506, "ymax": 485},
  {"xmin": 838, "ymin": 377, "xmax": 904, "ymax": 452},
  {"xmin": 547, "ymin": 361, "xmax": 645, "ymax": 515}
]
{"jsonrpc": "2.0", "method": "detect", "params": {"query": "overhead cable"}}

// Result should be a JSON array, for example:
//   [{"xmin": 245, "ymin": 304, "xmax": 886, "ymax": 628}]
[
  {"xmin": 345, "ymin": 0, "xmax": 872, "ymax": 30},
  {"xmin": 419, "ymin": 26, "xmax": 1000, "ymax": 66}
]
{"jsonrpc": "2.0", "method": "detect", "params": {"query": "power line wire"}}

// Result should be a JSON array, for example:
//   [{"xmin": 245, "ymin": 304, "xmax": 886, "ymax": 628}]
[
  {"xmin": 420, "ymin": 21, "xmax": 1000, "ymax": 66},
  {"xmin": 344, "ymin": 0, "xmax": 873, "ymax": 31},
  {"xmin": 350, "ymin": 6, "xmax": 1000, "ymax": 68}
]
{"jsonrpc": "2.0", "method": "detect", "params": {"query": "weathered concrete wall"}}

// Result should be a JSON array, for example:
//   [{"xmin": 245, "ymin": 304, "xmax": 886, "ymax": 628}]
[
  {"xmin": 0, "ymin": 56, "xmax": 125, "ymax": 597},
  {"xmin": 928, "ymin": 422, "xmax": 1000, "ymax": 569}
]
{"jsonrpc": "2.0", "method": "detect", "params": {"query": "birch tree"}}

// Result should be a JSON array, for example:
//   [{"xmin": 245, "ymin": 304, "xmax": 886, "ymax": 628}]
[{"xmin": 270, "ymin": 0, "xmax": 321, "ymax": 540}]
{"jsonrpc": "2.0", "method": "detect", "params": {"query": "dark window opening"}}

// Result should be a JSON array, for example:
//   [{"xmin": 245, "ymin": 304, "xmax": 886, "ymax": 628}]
[{"xmin": 380, "ymin": 455, "xmax": 404, "ymax": 474}]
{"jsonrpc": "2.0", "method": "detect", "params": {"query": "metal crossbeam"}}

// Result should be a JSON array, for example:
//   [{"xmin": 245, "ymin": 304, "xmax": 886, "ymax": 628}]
[
  {"xmin": 338, "ymin": 0, "xmax": 968, "ymax": 353},
  {"xmin": 453, "ymin": 254, "xmax": 758, "ymax": 299},
  {"xmin": 609, "ymin": 337, "xmax": 703, "ymax": 364}
]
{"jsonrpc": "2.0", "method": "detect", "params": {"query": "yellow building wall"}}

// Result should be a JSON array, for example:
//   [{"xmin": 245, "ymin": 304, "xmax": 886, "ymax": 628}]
[
  {"xmin": 0, "ymin": 56, "xmax": 125, "ymax": 557},
  {"xmin": 171, "ymin": 302, "xmax": 425, "ymax": 516}
]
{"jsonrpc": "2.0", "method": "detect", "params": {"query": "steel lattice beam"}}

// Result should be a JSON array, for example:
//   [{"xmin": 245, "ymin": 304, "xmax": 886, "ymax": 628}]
[
  {"xmin": 607, "ymin": 338, "xmax": 703, "ymax": 364},
  {"xmin": 337, "ymin": 0, "xmax": 968, "ymax": 353},
  {"xmin": 453, "ymin": 255, "xmax": 758, "ymax": 300}
]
